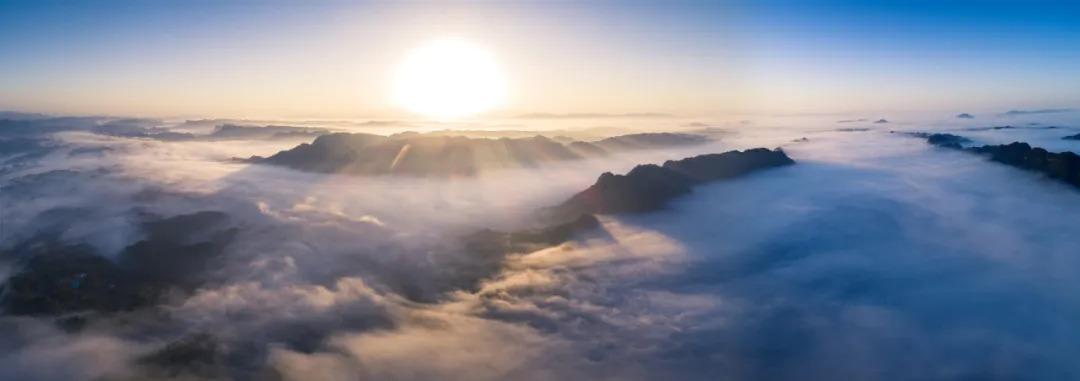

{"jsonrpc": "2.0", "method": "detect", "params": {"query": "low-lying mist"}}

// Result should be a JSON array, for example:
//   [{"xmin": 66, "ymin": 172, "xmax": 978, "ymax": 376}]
[{"xmin": 3, "ymin": 114, "xmax": 1080, "ymax": 380}]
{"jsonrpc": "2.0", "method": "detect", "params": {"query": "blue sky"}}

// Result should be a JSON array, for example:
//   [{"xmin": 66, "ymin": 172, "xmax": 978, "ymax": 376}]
[{"xmin": 1, "ymin": 0, "xmax": 1079, "ymax": 118}]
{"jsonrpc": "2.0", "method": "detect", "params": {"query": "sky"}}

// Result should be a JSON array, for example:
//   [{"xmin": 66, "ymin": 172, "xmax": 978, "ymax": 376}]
[{"xmin": 2, "ymin": 0, "xmax": 1080, "ymax": 119}]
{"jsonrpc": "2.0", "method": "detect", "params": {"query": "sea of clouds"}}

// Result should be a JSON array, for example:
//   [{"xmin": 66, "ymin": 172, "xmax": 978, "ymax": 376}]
[{"xmin": 3, "ymin": 111, "xmax": 1080, "ymax": 380}]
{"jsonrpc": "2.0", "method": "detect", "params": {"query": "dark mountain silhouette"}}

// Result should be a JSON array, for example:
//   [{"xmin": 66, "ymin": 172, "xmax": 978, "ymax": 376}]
[
  {"xmin": 0, "ymin": 111, "xmax": 50, "ymax": 120},
  {"xmin": 92, "ymin": 118, "xmax": 197, "ymax": 141},
  {"xmin": 135, "ymin": 333, "xmax": 232, "ymax": 380},
  {"xmin": 96, "ymin": 123, "xmax": 330, "ymax": 141},
  {"xmin": 549, "ymin": 148, "xmax": 794, "ymax": 220},
  {"xmin": 916, "ymin": 133, "xmax": 1080, "ymax": 189},
  {"xmin": 1002, "ymin": 108, "xmax": 1074, "ymax": 116},
  {"xmin": 1, "ymin": 117, "xmax": 108, "ymax": 137},
  {"xmin": 206, "ymin": 124, "xmax": 329, "ymax": 140},
  {"xmin": 251, "ymin": 132, "xmax": 710, "ymax": 176},
  {"xmin": 956, "ymin": 113, "xmax": 975, "ymax": 119},
  {"xmin": 591, "ymin": 132, "xmax": 708, "ymax": 150},
  {"xmin": 0, "ymin": 211, "xmax": 236, "ymax": 316},
  {"xmin": 964, "ymin": 125, "xmax": 1059, "ymax": 131},
  {"xmin": 969, "ymin": 143, "xmax": 1080, "ymax": 188},
  {"xmin": 1062, "ymin": 133, "xmax": 1080, "ymax": 141},
  {"xmin": 463, "ymin": 148, "xmax": 795, "ymax": 283},
  {"xmin": 900, "ymin": 132, "xmax": 972, "ymax": 149},
  {"xmin": 567, "ymin": 141, "xmax": 610, "ymax": 156},
  {"xmin": 449, "ymin": 146, "xmax": 797, "ymax": 299},
  {"xmin": 255, "ymin": 133, "xmax": 582, "ymax": 176}
]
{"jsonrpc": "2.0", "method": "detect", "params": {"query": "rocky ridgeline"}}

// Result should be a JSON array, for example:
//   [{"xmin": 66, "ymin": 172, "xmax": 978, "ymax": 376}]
[
  {"xmin": 969, "ymin": 143, "xmax": 1080, "ymax": 188},
  {"xmin": 915, "ymin": 132, "xmax": 1080, "ymax": 189},
  {"xmin": 250, "ymin": 132, "xmax": 710, "ymax": 176},
  {"xmin": 551, "ymin": 148, "xmax": 795, "ymax": 219},
  {"xmin": 901, "ymin": 132, "xmax": 973, "ymax": 149},
  {"xmin": 466, "ymin": 147, "xmax": 795, "ymax": 280}
]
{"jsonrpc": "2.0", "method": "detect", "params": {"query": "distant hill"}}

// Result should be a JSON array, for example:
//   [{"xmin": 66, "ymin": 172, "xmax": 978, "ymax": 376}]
[
  {"xmin": 547, "ymin": 148, "xmax": 794, "ymax": 221},
  {"xmin": 916, "ymin": 132, "xmax": 1080, "ymax": 189},
  {"xmin": 206, "ymin": 124, "xmax": 330, "ymax": 140},
  {"xmin": 470, "ymin": 147, "xmax": 796, "ymax": 269},
  {"xmin": 251, "ymin": 132, "xmax": 710, "ymax": 176}
]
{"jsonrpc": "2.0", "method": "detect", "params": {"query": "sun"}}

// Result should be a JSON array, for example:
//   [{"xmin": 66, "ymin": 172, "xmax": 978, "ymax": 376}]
[{"xmin": 393, "ymin": 39, "xmax": 507, "ymax": 119}]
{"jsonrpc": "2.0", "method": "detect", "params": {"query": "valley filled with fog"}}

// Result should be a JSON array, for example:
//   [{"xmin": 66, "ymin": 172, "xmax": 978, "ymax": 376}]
[{"xmin": 4, "ymin": 112, "xmax": 1080, "ymax": 380}]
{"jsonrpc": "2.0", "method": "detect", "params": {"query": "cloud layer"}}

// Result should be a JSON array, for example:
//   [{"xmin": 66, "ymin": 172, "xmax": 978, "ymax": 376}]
[{"xmin": 4, "ymin": 114, "xmax": 1080, "ymax": 380}]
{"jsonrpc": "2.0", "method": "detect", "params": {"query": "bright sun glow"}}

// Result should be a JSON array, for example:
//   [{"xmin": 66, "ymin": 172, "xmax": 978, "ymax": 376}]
[{"xmin": 393, "ymin": 39, "xmax": 507, "ymax": 119}]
